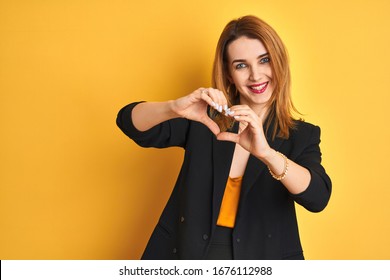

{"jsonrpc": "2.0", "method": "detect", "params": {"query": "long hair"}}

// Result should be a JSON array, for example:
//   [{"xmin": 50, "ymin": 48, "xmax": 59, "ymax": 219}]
[{"xmin": 211, "ymin": 15, "xmax": 300, "ymax": 139}]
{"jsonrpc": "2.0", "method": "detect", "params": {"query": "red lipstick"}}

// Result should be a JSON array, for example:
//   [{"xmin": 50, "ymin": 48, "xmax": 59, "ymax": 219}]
[{"xmin": 248, "ymin": 82, "xmax": 268, "ymax": 94}]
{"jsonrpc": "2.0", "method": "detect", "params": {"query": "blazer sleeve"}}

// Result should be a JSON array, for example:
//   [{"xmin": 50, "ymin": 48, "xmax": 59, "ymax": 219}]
[
  {"xmin": 290, "ymin": 125, "xmax": 332, "ymax": 212},
  {"xmin": 116, "ymin": 102, "xmax": 190, "ymax": 148}
]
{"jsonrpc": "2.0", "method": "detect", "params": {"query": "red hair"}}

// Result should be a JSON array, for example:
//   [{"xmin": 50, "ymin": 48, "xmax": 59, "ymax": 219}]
[{"xmin": 212, "ymin": 15, "xmax": 301, "ymax": 139}]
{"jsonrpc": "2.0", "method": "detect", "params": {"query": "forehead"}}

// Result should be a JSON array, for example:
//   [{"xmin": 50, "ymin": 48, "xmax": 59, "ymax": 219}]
[{"xmin": 227, "ymin": 36, "xmax": 267, "ymax": 61}]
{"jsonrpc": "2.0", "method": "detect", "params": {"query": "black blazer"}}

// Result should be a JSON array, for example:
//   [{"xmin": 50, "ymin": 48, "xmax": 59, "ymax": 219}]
[{"xmin": 117, "ymin": 102, "xmax": 332, "ymax": 260}]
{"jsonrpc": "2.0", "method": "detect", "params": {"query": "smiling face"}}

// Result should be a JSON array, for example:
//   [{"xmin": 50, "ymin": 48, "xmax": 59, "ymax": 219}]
[{"xmin": 227, "ymin": 36, "xmax": 274, "ymax": 114}]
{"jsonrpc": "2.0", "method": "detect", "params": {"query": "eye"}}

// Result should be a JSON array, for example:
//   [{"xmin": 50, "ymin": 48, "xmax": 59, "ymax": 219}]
[
  {"xmin": 260, "ymin": 57, "xmax": 270, "ymax": 64},
  {"xmin": 235, "ymin": 63, "xmax": 247, "ymax": 69}
]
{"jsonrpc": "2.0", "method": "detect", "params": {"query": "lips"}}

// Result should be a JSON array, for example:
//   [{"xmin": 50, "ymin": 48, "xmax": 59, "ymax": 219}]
[{"xmin": 248, "ymin": 82, "xmax": 268, "ymax": 94}]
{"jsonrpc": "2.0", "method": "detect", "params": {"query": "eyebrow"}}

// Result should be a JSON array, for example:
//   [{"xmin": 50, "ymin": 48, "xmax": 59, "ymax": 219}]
[{"xmin": 231, "ymin": 52, "xmax": 269, "ymax": 65}]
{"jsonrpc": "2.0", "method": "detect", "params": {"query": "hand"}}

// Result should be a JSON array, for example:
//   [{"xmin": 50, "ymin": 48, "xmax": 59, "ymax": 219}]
[
  {"xmin": 171, "ymin": 88, "xmax": 228, "ymax": 135},
  {"xmin": 216, "ymin": 105, "xmax": 273, "ymax": 160}
]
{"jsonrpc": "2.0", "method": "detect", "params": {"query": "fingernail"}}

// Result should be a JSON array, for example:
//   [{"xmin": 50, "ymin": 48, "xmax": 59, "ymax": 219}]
[
  {"xmin": 228, "ymin": 111, "xmax": 235, "ymax": 115},
  {"xmin": 218, "ymin": 105, "xmax": 222, "ymax": 112},
  {"xmin": 211, "ymin": 102, "xmax": 216, "ymax": 107},
  {"xmin": 214, "ymin": 103, "xmax": 219, "ymax": 110},
  {"xmin": 234, "ymin": 115, "xmax": 240, "ymax": 119},
  {"xmin": 224, "ymin": 105, "xmax": 228, "ymax": 111}
]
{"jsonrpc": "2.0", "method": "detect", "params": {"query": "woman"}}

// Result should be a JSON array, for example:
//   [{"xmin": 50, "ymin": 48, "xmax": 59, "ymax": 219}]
[{"xmin": 117, "ymin": 15, "xmax": 331, "ymax": 260}]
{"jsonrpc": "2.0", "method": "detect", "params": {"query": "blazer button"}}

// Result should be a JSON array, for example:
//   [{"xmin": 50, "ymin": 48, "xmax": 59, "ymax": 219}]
[
  {"xmin": 180, "ymin": 216, "xmax": 185, "ymax": 222},
  {"xmin": 236, "ymin": 238, "xmax": 241, "ymax": 243},
  {"xmin": 173, "ymin": 248, "xmax": 177, "ymax": 254},
  {"xmin": 202, "ymin": 234, "xmax": 209, "ymax": 240}
]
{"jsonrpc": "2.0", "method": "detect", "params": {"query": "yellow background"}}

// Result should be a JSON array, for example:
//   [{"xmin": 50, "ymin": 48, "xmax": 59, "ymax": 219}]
[{"xmin": 1, "ymin": 0, "xmax": 389, "ymax": 259}]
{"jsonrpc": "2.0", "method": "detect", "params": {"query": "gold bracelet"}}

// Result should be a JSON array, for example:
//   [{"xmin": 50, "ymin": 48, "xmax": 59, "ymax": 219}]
[{"xmin": 267, "ymin": 151, "xmax": 289, "ymax": 180}]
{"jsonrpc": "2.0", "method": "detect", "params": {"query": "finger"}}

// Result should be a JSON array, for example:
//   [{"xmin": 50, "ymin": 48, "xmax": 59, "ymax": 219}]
[
  {"xmin": 229, "ymin": 104, "xmax": 251, "ymax": 110},
  {"xmin": 207, "ymin": 88, "xmax": 220, "ymax": 112},
  {"xmin": 212, "ymin": 88, "xmax": 228, "ymax": 113},
  {"xmin": 199, "ymin": 88, "xmax": 216, "ymax": 108},
  {"xmin": 229, "ymin": 105, "xmax": 253, "ymax": 115},
  {"xmin": 233, "ymin": 115, "xmax": 260, "ymax": 129},
  {"xmin": 216, "ymin": 131, "xmax": 240, "ymax": 143},
  {"xmin": 229, "ymin": 107, "xmax": 260, "ymax": 124},
  {"xmin": 204, "ymin": 88, "xmax": 221, "ymax": 112},
  {"xmin": 201, "ymin": 115, "xmax": 221, "ymax": 135},
  {"xmin": 224, "ymin": 107, "xmax": 235, "ymax": 116},
  {"xmin": 238, "ymin": 121, "xmax": 248, "ymax": 133},
  {"xmin": 227, "ymin": 106, "xmax": 251, "ymax": 117}
]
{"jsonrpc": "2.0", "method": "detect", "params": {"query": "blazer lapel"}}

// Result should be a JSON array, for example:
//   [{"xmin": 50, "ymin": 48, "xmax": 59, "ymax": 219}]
[
  {"xmin": 240, "ymin": 122, "xmax": 285, "ymax": 202},
  {"xmin": 211, "ymin": 119, "xmax": 286, "ymax": 225},
  {"xmin": 211, "ymin": 122, "xmax": 238, "ymax": 226}
]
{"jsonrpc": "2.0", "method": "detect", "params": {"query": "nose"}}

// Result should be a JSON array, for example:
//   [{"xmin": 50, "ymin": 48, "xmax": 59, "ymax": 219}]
[{"xmin": 249, "ymin": 66, "xmax": 261, "ymax": 82}]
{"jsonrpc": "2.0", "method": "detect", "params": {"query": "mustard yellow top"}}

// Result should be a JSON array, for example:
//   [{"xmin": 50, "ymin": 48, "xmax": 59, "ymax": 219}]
[{"xmin": 216, "ymin": 176, "xmax": 243, "ymax": 228}]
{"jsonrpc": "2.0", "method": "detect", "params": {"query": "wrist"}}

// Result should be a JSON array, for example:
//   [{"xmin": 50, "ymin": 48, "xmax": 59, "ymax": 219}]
[
  {"xmin": 256, "ymin": 147, "xmax": 275, "ymax": 164},
  {"xmin": 267, "ymin": 151, "xmax": 289, "ymax": 181},
  {"xmin": 167, "ymin": 100, "xmax": 182, "ymax": 119}
]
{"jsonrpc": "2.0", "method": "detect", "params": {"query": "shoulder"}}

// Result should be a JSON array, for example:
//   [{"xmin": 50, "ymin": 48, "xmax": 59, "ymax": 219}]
[
  {"xmin": 284, "ymin": 120, "xmax": 323, "ymax": 159},
  {"xmin": 293, "ymin": 119, "xmax": 319, "ymax": 130},
  {"xmin": 290, "ymin": 120, "xmax": 321, "ymax": 141}
]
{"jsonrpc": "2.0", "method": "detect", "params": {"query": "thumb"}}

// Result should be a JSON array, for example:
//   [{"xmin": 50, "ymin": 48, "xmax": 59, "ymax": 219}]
[
  {"xmin": 201, "ymin": 116, "xmax": 221, "ymax": 136},
  {"xmin": 216, "ymin": 131, "xmax": 239, "ymax": 143}
]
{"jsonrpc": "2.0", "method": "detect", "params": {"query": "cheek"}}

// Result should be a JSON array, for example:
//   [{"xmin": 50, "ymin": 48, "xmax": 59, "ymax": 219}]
[
  {"xmin": 266, "ymin": 66, "xmax": 273, "ymax": 79},
  {"xmin": 230, "ymin": 71, "xmax": 247, "ymax": 85}
]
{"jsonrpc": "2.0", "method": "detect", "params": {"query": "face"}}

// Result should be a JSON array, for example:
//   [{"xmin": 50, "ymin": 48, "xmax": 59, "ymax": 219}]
[{"xmin": 226, "ymin": 36, "xmax": 274, "ymax": 113}]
